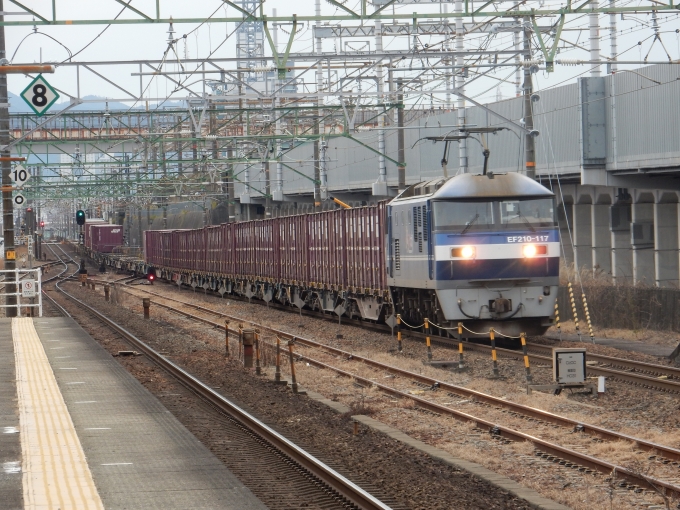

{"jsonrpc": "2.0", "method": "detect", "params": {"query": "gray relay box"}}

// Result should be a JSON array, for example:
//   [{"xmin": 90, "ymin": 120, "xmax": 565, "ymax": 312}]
[{"xmin": 552, "ymin": 348, "xmax": 586, "ymax": 384}]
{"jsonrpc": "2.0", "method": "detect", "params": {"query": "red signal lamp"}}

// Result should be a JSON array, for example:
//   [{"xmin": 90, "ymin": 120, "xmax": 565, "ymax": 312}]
[{"xmin": 146, "ymin": 267, "xmax": 157, "ymax": 283}]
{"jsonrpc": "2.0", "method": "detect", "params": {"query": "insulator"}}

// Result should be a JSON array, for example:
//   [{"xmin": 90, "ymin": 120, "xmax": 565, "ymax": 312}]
[
  {"xmin": 521, "ymin": 59, "xmax": 544, "ymax": 67},
  {"xmin": 249, "ymin": 66, "xmax": 275, "ymax": 73},
  {"xmin": 557, "ymin": 59, "xmax": 582, "ymax": 66}
]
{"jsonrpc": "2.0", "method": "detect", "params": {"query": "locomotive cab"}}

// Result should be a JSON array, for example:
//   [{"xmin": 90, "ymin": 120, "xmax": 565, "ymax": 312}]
[{"xmin": 387, "ymin": 172, "xmax": 560, "ymax": 338}]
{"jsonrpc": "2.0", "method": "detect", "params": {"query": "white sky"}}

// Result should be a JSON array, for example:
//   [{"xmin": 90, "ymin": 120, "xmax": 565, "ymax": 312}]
[{"xmin": 5, "ymin": 1, "xmax": 680, "ymax": 107}]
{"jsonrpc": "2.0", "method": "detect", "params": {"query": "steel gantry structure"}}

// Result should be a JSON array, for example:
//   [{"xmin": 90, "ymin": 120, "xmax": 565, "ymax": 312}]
[{"xmin": 1, "ymin": 0, "xmax": 679, "ymax": 225}]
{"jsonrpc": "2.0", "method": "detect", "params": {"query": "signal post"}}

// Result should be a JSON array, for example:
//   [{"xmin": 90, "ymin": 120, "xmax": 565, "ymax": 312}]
[{"xmin": 0, "ymin": 3, "xmax": 57, "ymax": 316}]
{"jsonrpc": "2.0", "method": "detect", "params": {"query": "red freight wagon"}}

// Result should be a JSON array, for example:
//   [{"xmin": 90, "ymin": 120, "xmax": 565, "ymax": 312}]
[
  {"xmin": 279, "ymin": 214, "xmax": 309, "ymax": 284},
  {"xmin": 345, "ymin": 203, "xmax": 386, "ymax": 291},
  {"xmin": 221, "ymin": 223, "xmax": 236, "ymax": 276},
  {"xmin": 256, "ymin": 220, "xmax": 279, "ymax": 280},
  {"xmin": 308, "ymin": 211, "xmax": 342, "ymax": 288},
  {"xmin": 143, "ymin": 203, "xmax": 387, "ymax": 302},
  {"xmin": 84, "ymin": 219, "xmax": 107, "ymax": 249},
  {"xmin": 206, "ymin": 225, "xmax": 223, "ymax": 275},
  {"xmin": 90, "ymin": 224, "xmax": 124, "ymax": 253}
]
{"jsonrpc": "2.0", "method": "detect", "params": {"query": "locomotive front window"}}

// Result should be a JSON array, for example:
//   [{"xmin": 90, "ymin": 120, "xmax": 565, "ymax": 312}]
[
  {"xmin": 432, "ymin": 201, "xmax": 495, "ymax": 230},
  {"xmin": 433, "ymin": 198, "xmax": 556, "ymax": 231},
  {"xmin": 500, "ymin": 198, "xmax": 556, "ymax": 228}
]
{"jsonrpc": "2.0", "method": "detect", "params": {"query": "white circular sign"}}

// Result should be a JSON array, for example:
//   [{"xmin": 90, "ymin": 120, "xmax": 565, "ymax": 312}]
[{"xmin": 13, "ymin": 194, "xmax": 26, "ymax": 206}]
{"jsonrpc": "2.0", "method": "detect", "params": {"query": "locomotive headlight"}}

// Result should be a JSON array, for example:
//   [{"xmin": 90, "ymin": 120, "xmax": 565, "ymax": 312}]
[
  {"xmin": 523, "ymin": 244, "xmax": 547, "ymax": 258},
  {"xmin": 452, "ymin": 246, "xmax": 476, "ymax": 259},
  {"xmin": 461, "ymin": 246, "xmax": 475, "ymax": 258},
  {"xmin": 523, "ymin": 244, "xmax": 537, "ymax": 258}
]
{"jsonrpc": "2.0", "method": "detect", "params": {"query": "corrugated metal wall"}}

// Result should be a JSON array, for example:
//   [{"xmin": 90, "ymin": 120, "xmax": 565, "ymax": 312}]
[{"xmin": 230, "ymin": 64, "xmax": 680, "ymax": 199}]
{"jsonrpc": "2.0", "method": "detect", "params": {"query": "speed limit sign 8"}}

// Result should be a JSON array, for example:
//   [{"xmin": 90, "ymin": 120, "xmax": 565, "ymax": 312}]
[{"xmin": 14, "ymin": 193, "xmax": 26, "ymax": 206}]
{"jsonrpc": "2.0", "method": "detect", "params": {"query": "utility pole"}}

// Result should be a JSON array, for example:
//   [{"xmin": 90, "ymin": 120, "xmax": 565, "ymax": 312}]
[
  {"xmin": 0, "ymin": 1, "xmax": 17, "ymax": 317},
  {"xmin": 226, "ymin": 146, "xmax": 235, "ymax": 222},
  {"xmin": 313, "ymin": 126, "xmax": 320, "ymax": 211},
  {"xmin": 397, "ymin": 78, "xmax": 406, "ymax": 192},
  {"xmin": 523, "ymin": 17, "xmax": 536, "ymax": 179}
]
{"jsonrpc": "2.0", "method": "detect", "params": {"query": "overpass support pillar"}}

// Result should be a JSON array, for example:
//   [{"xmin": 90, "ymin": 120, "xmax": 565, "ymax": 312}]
[
  {"xmin": 632, "ymin": 200, "xmax": 655, "ymax": 285},
  {"xmin": 654, "ymin": 198, "xmax": 679, "ymax": 287},
  {"xmin": 573, "ymin": 204, "xmax": 592, "ymax": 271},
  {"xmin": 591, "ymin": 204, "xmax": 611, "ymax": 274}
]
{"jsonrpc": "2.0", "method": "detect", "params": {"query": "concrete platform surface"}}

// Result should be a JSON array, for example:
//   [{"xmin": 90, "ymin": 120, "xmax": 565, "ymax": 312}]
[{"xmin": 2, "ymin": 317, "xmax": 267, "ymax": 510}]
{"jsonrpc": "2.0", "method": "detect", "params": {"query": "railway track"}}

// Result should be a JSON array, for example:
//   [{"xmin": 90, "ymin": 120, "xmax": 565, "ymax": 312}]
[
  {"xmin": 80, "ymin": 242, "xmax": 680, "ymax": 390},
  {"xmin": 111, "ymin": 282, "xmax": 680, "ymax": 499},
  {"xmin": 460, "ymin": 341, "xmax": 680, "ymax": 393},
  {"xmin": 99, "ymin": 261, "xmax": 680, "ymax": 394},
  {"xmin": 46, "ymin": 247, "xmax": 393, "ymax": 510}
]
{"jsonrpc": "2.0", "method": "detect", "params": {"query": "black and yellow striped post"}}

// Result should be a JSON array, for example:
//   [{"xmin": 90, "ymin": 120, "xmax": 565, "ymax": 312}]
[
  {"xmin": 582, "ymin": 294, "xmax": 595, "ymax": 343},
  {"xmin": 554, "ymin": 302, "xmax": 561, "ymax": 341},
  {"xmin": 457, "ymin": 322, "xmax": 465, "ymax": 370},
  {"xmin": 567, "ymin": 282, "xmax": 582, "ymax": 341},
  {"xmin": 490, "ymin": 328, "xmax": 499, "ymax": 378},
  {"xmin": 520, "ymin": 332, "xmax": 532, "ymax": 382},
  {"xmin": 425, "ymin": 318, "xmax": 432, "ymax": 361},
  {"xmin": 397, "ymin": 314, "xmax": 403, "ymax": 352}
]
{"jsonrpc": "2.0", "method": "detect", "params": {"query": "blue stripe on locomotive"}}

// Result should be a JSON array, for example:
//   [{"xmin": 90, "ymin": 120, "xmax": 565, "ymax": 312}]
[{"xmin": 435, "ymin": 257, "xmax": 560, "ymax": 280}]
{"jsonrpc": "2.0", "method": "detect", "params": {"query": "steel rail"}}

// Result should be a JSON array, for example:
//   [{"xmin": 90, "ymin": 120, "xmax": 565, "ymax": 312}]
[
  {"xmin": 295, "ymin": 356, "xmax": 680, "ymax": 498},
  {"xmin": 116, "ymin": 285, "xmax": 680, "ymax": 464},
  {"xmin": 113, "ymin": 275, "xmax": 680, "ymax": 394},
  {"xmin": 40, "ymin": 243, "xmax": 81, "ymax": 316},
  {"xmin": 54, "ymin": 277, "xmax": 392, "ymax": 510},
  {"xmin": 462, "ymin": 342, "xmax": 680, "ymax": 393},
  {"xmin": 113, "ymin": 284, "xmax": 680, "ymax": 498}
]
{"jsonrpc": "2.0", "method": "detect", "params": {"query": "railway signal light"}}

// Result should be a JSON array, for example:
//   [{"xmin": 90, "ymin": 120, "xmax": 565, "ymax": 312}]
[
  {"xmin": 76, "ymin": 210, "xmax": 85, "ymax": 225},
  {"xmin": 40, "ymin": 221, "xmax": 45, "ymax": 228},
  {"xmin": 146, "ymin": 267, "xmax": 157, "ymax": 283}
]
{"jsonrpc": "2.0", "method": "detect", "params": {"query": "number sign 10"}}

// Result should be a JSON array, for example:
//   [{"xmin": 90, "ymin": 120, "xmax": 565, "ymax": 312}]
[{"xmin": 11, "ymin": 165, "xmax": 29, "ymax": 184}]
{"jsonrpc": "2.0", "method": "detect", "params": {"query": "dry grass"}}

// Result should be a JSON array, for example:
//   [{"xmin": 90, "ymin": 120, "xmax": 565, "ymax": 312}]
[{"xmin": 549, "ymin": 319, "xmax": 680, "ymax": 346}]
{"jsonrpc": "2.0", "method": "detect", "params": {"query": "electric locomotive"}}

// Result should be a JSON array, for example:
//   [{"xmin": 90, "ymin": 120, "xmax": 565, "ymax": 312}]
[{"xmin": 387, "ymin": 172, "xmax": 559, "ymax": 338}]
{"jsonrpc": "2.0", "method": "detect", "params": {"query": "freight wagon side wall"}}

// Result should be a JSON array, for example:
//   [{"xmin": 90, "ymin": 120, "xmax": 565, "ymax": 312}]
[
  {"xmin": 142, "ymin": 203, "xmax": 388, "ymax": 293},
  {"xmin": 91, "ymin": 225, "xmax": 123, "ymax": 253}
]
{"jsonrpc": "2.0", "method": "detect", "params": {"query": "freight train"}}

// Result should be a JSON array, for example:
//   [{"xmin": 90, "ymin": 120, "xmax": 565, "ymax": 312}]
[{"xmin": 94, "ymin": 172, "xmax": 560, "ymax": 338}]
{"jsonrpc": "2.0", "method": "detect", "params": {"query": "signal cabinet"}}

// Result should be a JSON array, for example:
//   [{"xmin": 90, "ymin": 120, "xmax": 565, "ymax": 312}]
[{"xmin": 552, "ymin": 348, "xmax": 586, "ymax": 384}]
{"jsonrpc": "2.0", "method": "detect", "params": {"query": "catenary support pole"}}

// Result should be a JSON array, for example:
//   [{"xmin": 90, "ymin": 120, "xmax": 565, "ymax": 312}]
[
  {"xmin": 0, "ymin": 2, "xmax": 17, "ymax": 317},
  {"xmin": 523, "ymin": 17, "xmax": 536, "ymax": 179},
  {"xmin": 397, "ymin": 78, "xmax": 406, "ymax": 193}
]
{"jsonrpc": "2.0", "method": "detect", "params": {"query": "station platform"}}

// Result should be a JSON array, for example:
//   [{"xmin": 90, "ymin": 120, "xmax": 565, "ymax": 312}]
[{"xmin": 0, "ymin": 317, "xmax": 267, "ymax": 510}]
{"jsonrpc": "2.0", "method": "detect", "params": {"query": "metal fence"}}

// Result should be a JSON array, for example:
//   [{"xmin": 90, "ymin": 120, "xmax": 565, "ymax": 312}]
[
  {"xmin": 0, "ymin": 269, "xmax": 43, "ymax": 317},
  {"xmin": 558, "ymin": 285, "xmax": 680, "ymax": 333}
]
